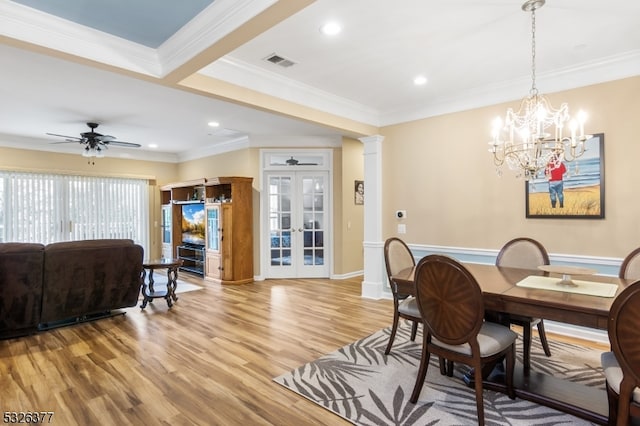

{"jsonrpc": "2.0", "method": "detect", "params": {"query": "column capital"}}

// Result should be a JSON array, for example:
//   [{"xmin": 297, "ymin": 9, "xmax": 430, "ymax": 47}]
[{"xmin": 358, "ymin": 135, "xmax": 385, "ymax": 145}]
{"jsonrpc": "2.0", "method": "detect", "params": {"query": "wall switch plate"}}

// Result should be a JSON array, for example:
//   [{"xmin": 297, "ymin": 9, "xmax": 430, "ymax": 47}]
[{"xmin": 398, "ymin": 224, "xmax": 406, "ymax": 234}]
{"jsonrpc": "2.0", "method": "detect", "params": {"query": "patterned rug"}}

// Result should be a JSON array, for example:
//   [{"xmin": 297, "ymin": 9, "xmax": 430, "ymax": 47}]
[{"xmin": 274, "ymin": 323, "xmax": 604, "ymax": 425}]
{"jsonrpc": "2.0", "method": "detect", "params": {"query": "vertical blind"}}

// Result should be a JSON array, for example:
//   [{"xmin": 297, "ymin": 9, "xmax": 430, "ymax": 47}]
[{"xmin": 0, "ymin": 172, "xmax": 148, "ymax": 253}]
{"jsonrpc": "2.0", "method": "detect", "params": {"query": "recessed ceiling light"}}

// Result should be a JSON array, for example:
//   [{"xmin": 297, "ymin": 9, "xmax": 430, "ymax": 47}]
[
  {"xmin": 320, "ymin": 21, "xmax": 342, "ymax": 36},
  {"xmin": 413, "ymin": 75, "xmax": 428, "ymax": 86},
  {"xmin": 148, "ymin": 143, "xmax": 158, "ymax": 149},
  {"xmin": 208, "ymin": 121, "xmax": 220, "ymax": 127}
]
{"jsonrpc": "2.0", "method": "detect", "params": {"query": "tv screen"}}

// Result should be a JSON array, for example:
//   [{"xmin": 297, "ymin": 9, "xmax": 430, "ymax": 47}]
[{"xmin": 181, "ymin": 203, "xmax": 205, "ymax": 246}]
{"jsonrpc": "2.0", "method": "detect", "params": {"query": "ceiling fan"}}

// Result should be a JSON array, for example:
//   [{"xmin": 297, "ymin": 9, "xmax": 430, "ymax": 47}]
[
  {"xmin": 46, "ymin": 122, "xmax": 141, "ymax": 161},
  {"xmin": 284, "ymin": 156, "xmax": 318, "ymax": 166}
]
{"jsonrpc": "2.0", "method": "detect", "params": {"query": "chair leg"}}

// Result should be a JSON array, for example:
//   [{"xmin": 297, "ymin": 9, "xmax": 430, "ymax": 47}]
[
  {"xmin": 410, "ymin": 321, "xmax": 418, "ymax": 341},
  {"xmin": 473, "ymin": 361, "xmax": 485, "ymax": 426},
  {"xmin": 410, "ymin": 339, "xmax": 431, "ymax": 403},
  {"xmin": 522, "ymin": 323, "xmax": 532, "ymax": 375},
  {"xmin": 505, "ymin": 344, "xmax": 516, "ymax": 400},
  {"xmin": 537, "ymin": 320, "xmax": 552, "ymax": 357},
  {"xmin": 605, "ymin": 381, "xmax": 617, "ymax": 426},
  {"xmin": 439, "ymin": 357, "xmax": 447, "ymax": 375},
  {"xmin": 446, "ymin": 359, "xmax": 454, "ymax": 377},
  {"xmin": 384, "ymin": 312, "xmax": 400, "ymax": 355}
]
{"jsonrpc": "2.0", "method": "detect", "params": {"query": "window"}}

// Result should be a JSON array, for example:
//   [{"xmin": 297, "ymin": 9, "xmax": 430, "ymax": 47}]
[{"xmin": 0, "ymin": 172, "xmax": 148, "ymax": 253}]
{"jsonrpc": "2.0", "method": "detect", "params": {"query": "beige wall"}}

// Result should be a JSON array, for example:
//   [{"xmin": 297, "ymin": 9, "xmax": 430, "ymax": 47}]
[
  {"xmin": 341, "ymin": 138, "xmax": 365, "ymax": 273},
  {"xmin": 380, "ymin": 76, "xmax": 640, "ymax": 258}
]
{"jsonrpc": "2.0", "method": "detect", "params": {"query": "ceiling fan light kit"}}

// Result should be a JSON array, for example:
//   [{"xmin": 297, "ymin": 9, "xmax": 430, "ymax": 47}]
[{"xmin": 46, "ymin": 122, "xmax": 141, "ymax": 164}]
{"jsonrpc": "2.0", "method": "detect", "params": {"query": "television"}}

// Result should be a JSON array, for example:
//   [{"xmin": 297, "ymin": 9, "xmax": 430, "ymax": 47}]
[{"xmin": 181, "ymin": 203, "xmax": 205, "ymax": 246}]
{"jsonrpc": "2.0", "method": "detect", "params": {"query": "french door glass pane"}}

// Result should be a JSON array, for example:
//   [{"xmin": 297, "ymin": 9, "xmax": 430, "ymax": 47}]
[
  {"xmin": 301, "ymin": 176, "xmax": 324, "ymax": 266},
  {"xmin": 269, "ymin": 176, "xmax": 292, "ymax": 266}
]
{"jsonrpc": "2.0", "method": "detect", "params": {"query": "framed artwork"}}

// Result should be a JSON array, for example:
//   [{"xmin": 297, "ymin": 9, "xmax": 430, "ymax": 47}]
[
  {"xmin": 525, "ymin": 133, "xmax": 604, "ymax": 219},
  {"xmin": 354, "ymin": 180, "xmax": 364, "ymax": 205}
]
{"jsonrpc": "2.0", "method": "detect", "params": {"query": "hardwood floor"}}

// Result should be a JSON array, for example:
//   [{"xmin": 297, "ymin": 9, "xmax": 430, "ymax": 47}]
[{"xmin": 0, "ymin": 275, "xmax": 608, "ymax": 425}]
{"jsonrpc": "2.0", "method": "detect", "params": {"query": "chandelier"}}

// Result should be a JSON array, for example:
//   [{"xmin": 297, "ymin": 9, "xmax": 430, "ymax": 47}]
[{"xmin": 489, "ymin": 0, "xmax": 591, "ymax": 180}]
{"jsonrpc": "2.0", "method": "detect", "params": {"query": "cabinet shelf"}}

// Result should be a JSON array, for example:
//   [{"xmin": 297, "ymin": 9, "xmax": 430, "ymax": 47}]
[{"xmin": 177, "ymin": 245, "xmax": 205, "ymax": 276}]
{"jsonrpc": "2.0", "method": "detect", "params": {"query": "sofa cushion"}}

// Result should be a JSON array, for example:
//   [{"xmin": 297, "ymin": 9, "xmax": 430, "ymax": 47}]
[
  {"xmin": 0, "ymin": 243, "xmax": 45, "ymax": 337},
  {"xmin": 41, "ymin": 239, "xmax": 143, "ymax": 324}
]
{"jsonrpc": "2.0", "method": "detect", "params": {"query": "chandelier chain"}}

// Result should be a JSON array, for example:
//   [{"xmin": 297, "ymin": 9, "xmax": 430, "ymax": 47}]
[{"xmin": 530, "ymin": 7, "xmax": 537, "ymax": 95}]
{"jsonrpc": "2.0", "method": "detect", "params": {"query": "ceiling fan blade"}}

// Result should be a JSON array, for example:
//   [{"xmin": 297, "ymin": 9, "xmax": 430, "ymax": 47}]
[
  {"xmin": 50, "ymin": 139, "xmax": 83, "ymax": 144},
  {"xmin": 98, "ymin": 135, "xmax": 116, "ymax": 141},
  {"xmin": 46, "ymin": 132, "xmax": 81, "ymax": 140},
  {"xmin": 105, "ymin": 140, "xmax": 141, "ymax": 148}
]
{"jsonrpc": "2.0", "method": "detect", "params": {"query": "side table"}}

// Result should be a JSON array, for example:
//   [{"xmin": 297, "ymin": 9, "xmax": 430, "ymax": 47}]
[{"xmin": 140, "ymin": 258, "xmax": 183, "ymax": 309}]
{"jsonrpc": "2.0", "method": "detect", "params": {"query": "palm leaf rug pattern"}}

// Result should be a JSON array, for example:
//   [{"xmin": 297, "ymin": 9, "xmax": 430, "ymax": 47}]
[{"xmin": 274, "ymin": 323, "xmax": 603, "ymax": 425}]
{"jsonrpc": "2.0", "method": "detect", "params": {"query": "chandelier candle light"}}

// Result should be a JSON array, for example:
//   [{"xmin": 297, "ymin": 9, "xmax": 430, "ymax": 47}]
[{"xmin": 489, "ymin": 0, "xmax": 591, "ymax": 180}]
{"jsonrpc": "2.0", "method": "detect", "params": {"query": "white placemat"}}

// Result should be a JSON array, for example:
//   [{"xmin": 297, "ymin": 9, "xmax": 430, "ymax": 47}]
[{"xmin": 516, "ymin": 275, "xmax": 618, "ymax": 298}]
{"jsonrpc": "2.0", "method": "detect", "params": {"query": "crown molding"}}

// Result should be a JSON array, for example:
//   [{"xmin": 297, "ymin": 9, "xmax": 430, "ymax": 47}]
[
  {"xmin": 199, "ymin": 56, "xmax": 382, "ymax": 126},
  {"xmin": 0, "ymin": 2, "xmax": 161, "ymax": 76},
  {"xmin": 379, "ymin": 49, "xmax": 640, "ymax": 126},
  {"xmin": 158, "ymin": 0, "xmax": 277, "ymax": 77},
  {"xmin": 200, "ymin": 47, "xmax": 640, "ymax": 130},
  {"xmin": 176, "ymin": 135, "xmax": 251, "ymax": 162}
]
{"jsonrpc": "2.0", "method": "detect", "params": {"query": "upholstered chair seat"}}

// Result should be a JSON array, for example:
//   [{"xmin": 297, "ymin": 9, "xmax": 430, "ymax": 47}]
[{"xmin": 601, "ymin": 352, "xmax": 640, "ymax": 403}]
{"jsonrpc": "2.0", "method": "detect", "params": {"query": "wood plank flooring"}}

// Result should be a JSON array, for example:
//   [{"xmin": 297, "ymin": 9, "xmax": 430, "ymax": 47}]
[{"xmin": 0, "ymin": 275, "xmax": 608, "ymax": 425}]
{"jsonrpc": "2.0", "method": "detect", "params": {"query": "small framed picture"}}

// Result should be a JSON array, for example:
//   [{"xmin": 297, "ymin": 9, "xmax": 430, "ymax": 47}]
[{"xmin": 354, "ymin": 180, "xmax": 364, "ymax": 205}]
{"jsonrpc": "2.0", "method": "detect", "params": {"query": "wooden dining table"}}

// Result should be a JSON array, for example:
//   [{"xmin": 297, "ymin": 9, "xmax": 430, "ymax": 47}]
[{"xmin": 392, "ymin": 262, "xmax": 632, "ymax": 425}]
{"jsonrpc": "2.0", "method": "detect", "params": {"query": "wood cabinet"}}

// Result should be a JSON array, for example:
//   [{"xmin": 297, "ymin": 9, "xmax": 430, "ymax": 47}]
[{"xmin": 160, "ymin": 177, "xmax": 253, "ymax": 284}]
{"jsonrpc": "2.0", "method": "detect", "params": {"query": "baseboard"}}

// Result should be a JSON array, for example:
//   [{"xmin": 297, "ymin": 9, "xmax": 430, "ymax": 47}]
[{"xmin": 544, "ymin": 320, "xmax": 609, "ymax": 345}]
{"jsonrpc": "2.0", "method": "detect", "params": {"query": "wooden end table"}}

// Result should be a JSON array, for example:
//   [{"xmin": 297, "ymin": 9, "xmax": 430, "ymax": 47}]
[{"xmin": 140, "ymin": 258, "xmax": 183, "ymax": 309}]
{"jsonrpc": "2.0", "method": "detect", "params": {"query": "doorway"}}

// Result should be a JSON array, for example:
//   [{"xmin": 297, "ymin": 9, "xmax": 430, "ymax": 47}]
[{"xmin": 261, "ymin": 150, "xmax": 332, "ymax": 278}]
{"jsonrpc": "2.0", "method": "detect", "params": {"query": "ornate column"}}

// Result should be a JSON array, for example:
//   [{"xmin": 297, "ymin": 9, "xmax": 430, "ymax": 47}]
[{"xmin": 358, "ymin": 135, "xmax": 385, "ymax": 298}]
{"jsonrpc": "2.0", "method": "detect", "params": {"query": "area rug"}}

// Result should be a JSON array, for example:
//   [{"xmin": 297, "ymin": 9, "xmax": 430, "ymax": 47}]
[
  {"xmin": 174, "ymin": 281, "xmax": 204, "ymax": 294},
  {"xmin": 274, "ymin": 323, "xmax": 604, "ymax": 425},
  {"xmin": 141, "ymin": 279, "xmax": 204, "ymax": 295}
]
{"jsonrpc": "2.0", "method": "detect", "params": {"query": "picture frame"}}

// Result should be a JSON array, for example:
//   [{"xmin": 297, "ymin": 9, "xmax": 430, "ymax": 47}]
[
  {"xmin": 525, "ymin": 133, "xmax": 604, "ymax": 219},
  {"xmin": 354, "ymin": 180, "xmax": 364, "ymax": 205}
]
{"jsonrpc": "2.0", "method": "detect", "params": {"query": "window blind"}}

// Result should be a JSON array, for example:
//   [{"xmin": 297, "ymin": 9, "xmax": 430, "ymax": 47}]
[{"xmin": 0, "ymin": 172, "xmax": 148, "ymax": 253}]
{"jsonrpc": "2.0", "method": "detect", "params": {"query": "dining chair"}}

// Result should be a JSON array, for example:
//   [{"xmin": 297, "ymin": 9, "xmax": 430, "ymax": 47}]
[
  {"xmin": 601, "ymin": 279, "xmax": 640, "ymax": 426},
  {"xmin": 383, "ymin": 237, "xmax": 420, "ymax": 355},
  {"xmin": 409, "ymin": 254, "xmax": 517, "ymax": 425},
  {"xmin": 496, "ymin": 237, "xmax": 552, "ymax": 374},
  {"xmin": 619, "ymin": 247, "xmax": 640, "ymax": 280}
]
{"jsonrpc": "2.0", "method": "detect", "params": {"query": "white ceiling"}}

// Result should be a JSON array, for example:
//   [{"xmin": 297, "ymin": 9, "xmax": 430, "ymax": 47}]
[{"xmin": 1, "ymin": 0, "xmax": 639, "ymax": 163}]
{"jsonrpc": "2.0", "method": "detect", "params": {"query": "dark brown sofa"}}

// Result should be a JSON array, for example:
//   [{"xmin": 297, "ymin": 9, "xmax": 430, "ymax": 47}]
[{"xmin": 0, "ymin": 239, "xmax": 143, "ymax": 338}]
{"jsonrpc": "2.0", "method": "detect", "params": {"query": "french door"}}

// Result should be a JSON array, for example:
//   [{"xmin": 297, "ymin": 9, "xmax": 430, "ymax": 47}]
[{"xmin": 265, "ymin": 171, "xmax": 329, "ymax": 278}]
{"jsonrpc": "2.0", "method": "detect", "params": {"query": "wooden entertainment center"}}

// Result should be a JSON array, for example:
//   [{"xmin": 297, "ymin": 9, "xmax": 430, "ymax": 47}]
[{"xmin": 160, "ymin": 177, "xmax": 253, "ymax": 285}]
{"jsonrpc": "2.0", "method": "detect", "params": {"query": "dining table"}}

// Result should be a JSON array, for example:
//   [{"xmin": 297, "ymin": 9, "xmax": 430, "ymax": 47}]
[{"xmin": 391, "ymin": 261, "xmax": 632, "ymax": 425}]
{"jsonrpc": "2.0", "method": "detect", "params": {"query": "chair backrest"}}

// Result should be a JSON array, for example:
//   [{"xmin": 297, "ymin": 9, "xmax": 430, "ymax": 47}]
[
  {"xmin": 619, "ymin": 247, "xmax": 640, "ymax": 280},
  {"xmin": 414, "ymin": 254, "xmax": 484, "ymax": 346},
  {"xmin": 608, "ymin": 280, "xmax": 640, "ymax": 396},
  {"xmin": 496, "ymin": 237, "xmax": 550, "ymax": 269},
  {"xmin": 384, "ymin": 237, "xmax": 416, "ymax": 285}
]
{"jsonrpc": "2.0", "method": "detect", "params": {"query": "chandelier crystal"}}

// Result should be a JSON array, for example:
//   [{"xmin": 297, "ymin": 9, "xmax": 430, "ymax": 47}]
[{"xmin": 489, "ymin": 0, "xmax": 591, "ymax": 180}]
